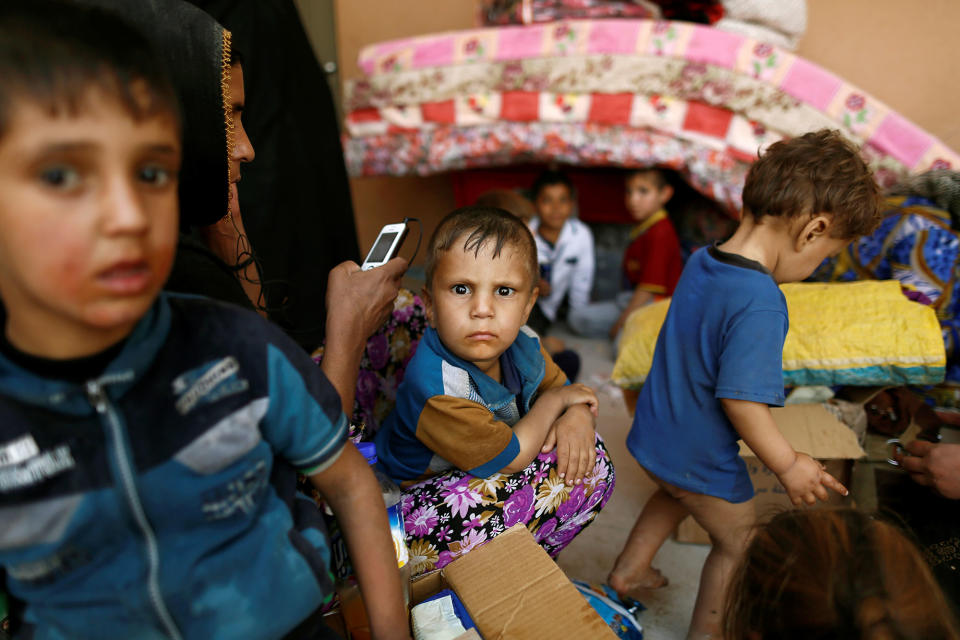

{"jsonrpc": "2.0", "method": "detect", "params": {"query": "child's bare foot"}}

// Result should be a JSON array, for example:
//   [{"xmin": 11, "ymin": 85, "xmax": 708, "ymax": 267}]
[{"xmin": 608, "ymin": 566, "xmax": 669, "ymax": 601}]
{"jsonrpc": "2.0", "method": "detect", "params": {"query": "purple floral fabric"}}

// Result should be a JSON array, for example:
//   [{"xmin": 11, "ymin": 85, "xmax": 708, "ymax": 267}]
[
  {"xmin": 402, "ymin": 433, "xmax": 615, "ymax": 576},
  {"xmin": 312, "ymin": 288, "xmax": 426, "ymax": 434}
]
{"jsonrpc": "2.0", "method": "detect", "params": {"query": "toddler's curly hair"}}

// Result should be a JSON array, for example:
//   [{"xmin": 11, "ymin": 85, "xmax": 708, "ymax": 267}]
[{"xmin": 742, "ymin": 129, "xmax": 883, "ymax": 238}]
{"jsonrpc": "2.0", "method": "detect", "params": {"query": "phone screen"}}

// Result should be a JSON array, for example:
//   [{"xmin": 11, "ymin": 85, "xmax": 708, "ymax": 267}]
[{"xmin": 367, "ymin": 232, "xmax": 398, "ymax": 263}]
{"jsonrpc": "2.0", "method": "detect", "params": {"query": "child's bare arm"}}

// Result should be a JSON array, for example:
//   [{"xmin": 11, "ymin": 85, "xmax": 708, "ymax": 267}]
[
  {"xmin": 539, "ymin": 403, "xmax": 597, "ymax": 485},
  {"xmin": 309, "ymin": 442, "xmax": 411, "ymax": 640},
  {"xmin": 721, "ymin": 398, "xmax": 848, "ymax": 505},
  {"xmin": 501, "ymin": 383, "xmax": 598, "ymax": 473}
]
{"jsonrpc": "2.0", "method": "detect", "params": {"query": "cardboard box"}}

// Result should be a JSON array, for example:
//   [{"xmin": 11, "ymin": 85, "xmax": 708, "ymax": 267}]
[
  {"xmin": 675, "ymin": 403, "xmax": 867, "ymax": 544},
  {"xmin": 409, "ymin": 524, "xmax": 617, "ymax": 639},
  {"xmin": 327, "ymin": 524, "xmax": 617, "ymax": 639}
]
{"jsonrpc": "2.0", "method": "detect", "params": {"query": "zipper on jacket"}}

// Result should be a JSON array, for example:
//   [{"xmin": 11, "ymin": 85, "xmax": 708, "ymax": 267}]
[{"xmin": 85, "ymin": 380, "xmax": 183, "ymax": 640}]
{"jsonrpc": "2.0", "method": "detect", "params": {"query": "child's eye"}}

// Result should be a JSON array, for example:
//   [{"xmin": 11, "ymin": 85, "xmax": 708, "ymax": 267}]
[
  {"xmin": 138, "ymin": 164, "xmax": 173, "ymax": 187},
  {"xmin": 496, "ymin": 286, "xmax": 515, "ymax": 297},
  {"xmin": 39, "ymin": 165, "xmax": 81, "ymax": 190},
  {"xmin": 452, "ymin": 284, "xmax": 470, "ymax": 295}
]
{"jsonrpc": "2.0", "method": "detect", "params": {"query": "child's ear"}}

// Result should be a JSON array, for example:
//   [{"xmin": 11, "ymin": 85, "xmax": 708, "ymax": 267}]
[
  {"xmin": 421, "ymin": 287, "xmax": 435, "ymax": 327},
  {"xmin": 796, "ymin": 214, "xmax": 831, "ymax": 250},
  {"xmin": 658, "ymin": 184, "xmax": 674, "ymax": 206}
]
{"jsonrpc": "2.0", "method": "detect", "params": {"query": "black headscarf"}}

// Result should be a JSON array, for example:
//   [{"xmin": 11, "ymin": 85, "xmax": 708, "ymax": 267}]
[{"xmin": 184, "ymin": 0, "xmax": 362, "ymax": 350}]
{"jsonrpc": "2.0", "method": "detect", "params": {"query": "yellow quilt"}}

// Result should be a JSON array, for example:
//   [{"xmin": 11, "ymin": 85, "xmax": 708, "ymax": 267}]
[{"xmin": 611, "ymin": 280, "xmax": 946, "ymax": 390}]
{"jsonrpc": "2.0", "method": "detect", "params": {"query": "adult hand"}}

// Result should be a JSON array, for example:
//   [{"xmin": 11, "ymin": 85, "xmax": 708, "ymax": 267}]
[
  {"xmin": 321, "ymin": 257, "xmax": 406, "ymax": 413},
  {"xmin": 325, "ymin": 257, "xmax": 407, "ymax": 343},
  {"xmin": 898, "ymin": 441, "xmax": 960, "ymax": 499}
]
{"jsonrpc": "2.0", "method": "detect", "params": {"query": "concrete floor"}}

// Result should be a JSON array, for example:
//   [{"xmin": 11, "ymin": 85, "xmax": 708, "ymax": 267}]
[{"xmin": 548, "ymin": 327, "xmax": 708, "ymax": 640}]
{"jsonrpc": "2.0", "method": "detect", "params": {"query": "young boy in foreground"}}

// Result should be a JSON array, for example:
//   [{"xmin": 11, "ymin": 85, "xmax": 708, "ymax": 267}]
[
  {"xmin": 375, "ymin": 206, "xmax": 599, "ymax": 488},
  {"xmin": 609, "ymin": 130, "xmax": 882, "ymax": 639},
  {"xmin": 0, "ymin": 4, "xmax": 407, "ymax": 638}
]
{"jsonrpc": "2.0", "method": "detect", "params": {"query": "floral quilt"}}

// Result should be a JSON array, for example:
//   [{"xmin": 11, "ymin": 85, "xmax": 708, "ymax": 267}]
[{"xmin": 343, "ymin": 19, "xmax": 959, "ymax": 202}]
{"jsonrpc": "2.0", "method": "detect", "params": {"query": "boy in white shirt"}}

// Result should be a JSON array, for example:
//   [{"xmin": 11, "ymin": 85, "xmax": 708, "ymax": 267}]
[{"xmin": 526, "ymin": 170, "xmax": 595, "ymax": 336}]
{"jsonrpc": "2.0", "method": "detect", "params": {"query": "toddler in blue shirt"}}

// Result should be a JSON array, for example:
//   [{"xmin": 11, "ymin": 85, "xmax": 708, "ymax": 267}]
[{"xmin": 609, "ymin": 130, "xmax": 883, "ymax": 639}]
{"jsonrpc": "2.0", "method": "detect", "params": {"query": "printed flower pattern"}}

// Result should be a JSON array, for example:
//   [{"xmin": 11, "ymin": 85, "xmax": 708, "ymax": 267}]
[
  {"xmin": 502, "ymin": 484, "xmax": 536, "ymax": 527},
  {"xmin": 401, "ymin": 434, "xmax": 615, "ymax": 576},
  {"xmin": 348, "ymin": 21, "xmax": 959, "ymax": 173},
  {"xmin": 366, "ymin": 334, "xmax": 389, "ymax": 370},
  {"xmin": 555, "ymin": 93, "xmax": 575, "ymax": 114},
  {"xmin": 481, "ymin": 2, "xmax": 654, "ymax": 26},
  {"xmin": 750, "ymin": 42, "xmax": 779, "ymax": 81},
  {"xmin": 535, "ymin": 468, "xmax": 572, "ymax": 517},
  {"xmin": 468, "ymin": 474, "xmax": 506, "ymax": 504},
  {"xmin": 842, "ymin": 93, "xmax": 870, "ymax": 132},
  {"xmin": 406, "ymin": 505, "xmax": 439, "ymax": 537},
  {"xmin": 552, "ymin": 23, "xmax": 578, "ymax": 55},
  {"xmin": 346, "ymin": 55, "xmax": 805, "ymax": 124},
  {"xmin": 408, "ymin": 539, "xmax": 439, "ymax": 576},
  {"xmin": 380, "ymin": 55, "xmax": 400, "ymax": 73},
  {"xmin": 650, "ymin": 94, "xmax": 668, "ymax": 115},
  {"xmin": 442, "ymin": 479, "xmax": 484, "ymax": 518},
  {"xmin": 463, "ymin": 38, "xmax": 485, "ymax": 61},
  {"xmin": 467, "ymin": 95, "xmax": 488, "ymax": 115},
  {"xmin": 651, "ymin": 21, "xmax": 678, "ymax": 56}
]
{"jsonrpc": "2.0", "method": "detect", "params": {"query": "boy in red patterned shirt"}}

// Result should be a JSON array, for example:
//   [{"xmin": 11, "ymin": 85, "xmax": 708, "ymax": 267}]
[{"xmin": 568, "ymin": 168, "xmax": 683, "ymax": 340}]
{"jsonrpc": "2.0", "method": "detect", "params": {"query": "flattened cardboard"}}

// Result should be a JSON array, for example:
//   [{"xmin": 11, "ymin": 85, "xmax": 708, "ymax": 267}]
[
  {"xmin": 739, "ymin": 404, "xmax": 866, "ymax": 459},
  {"xmin": 676, "ymin": 403, "xmax": 865, "ymax": 544},
  {"xmin": 412, "ymin": 524, "xmax": 616, "ymax": 639}
]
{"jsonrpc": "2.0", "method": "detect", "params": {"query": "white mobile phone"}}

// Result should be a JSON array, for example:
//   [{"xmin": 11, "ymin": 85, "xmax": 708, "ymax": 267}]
[{"xmin": 361, "ymin": 222, "xmax": 408, "ymax": 270}]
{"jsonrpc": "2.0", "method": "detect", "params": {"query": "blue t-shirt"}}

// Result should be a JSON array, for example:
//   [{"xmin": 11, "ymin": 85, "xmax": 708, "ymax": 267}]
[{"xmin": 627, "ymin": 245, "xmax": 788, "ymax": 502}]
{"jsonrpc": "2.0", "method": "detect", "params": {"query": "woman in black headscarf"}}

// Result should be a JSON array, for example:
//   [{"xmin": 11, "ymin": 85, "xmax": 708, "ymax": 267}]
[
  {"xmin": 84, "ymin": 0, "xmax": 408, "ymax": 418},
  {"xmin": 185, "ymin": 0, "xmax": 363, "ymax": 353},
  {"xmin": 180, "ymin": 0, "xmax": 432, "ymax": 436}
]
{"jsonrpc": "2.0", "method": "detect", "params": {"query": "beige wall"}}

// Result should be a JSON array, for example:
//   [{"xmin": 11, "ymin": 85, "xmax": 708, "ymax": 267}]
[
  {"xmin": 328, "ymin": 0, "xmax": 959, "ymax": 251},
  {"xmin": 797, "ymin": 0, "xmax": 960, "ymax": 152},
  {"xmin": 334, "ymin": 1, "xmax": 475, "ymax": 252}
]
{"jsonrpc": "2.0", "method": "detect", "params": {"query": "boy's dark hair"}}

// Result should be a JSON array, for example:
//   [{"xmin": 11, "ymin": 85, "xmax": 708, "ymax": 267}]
[
  {"xmin": 0, "ymin": 0, "xmax": 180, "ymax": 141},
  {"xmin": 724, "ymin": 509, "xmax": 960, "ymax": 640},
  {"xmin": 531, "ymin": 169, "xmax": 574, "ymax": 201},
  {"xmin": 625, "ymin": 167, "xmax": 668, "ymax": 189},
  {"xmin": 425, "ymin": 206, "xmax": 539, "ymax": 292},
  {"xmin": 742, "ymin": 129, "xmax": 882, "ymax": 238}
]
